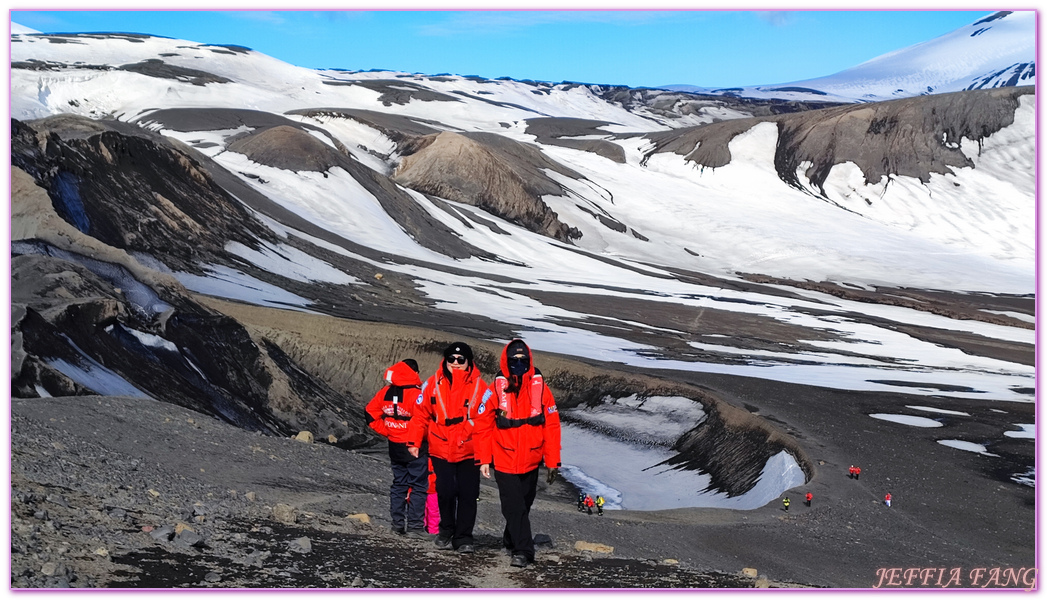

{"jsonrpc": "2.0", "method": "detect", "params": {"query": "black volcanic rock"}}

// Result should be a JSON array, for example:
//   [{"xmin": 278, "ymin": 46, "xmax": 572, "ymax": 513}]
[{"xmin": 12, "ymin": 116, "xmax": 278, "ymax": 274}]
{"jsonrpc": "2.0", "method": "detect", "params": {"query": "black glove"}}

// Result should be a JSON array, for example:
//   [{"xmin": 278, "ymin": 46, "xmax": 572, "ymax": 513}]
[{"xmin": 546, "ymin": 468, "xmax": 559, "ymax": 485}]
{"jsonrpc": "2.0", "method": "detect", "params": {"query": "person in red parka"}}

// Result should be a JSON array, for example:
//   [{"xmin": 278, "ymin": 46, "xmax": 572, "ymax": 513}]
[
  {"xmin": 365, "ymin": 359, "xmax": 429, "ymax": 538},
  {"xmin": 408, "ymin": 342, "xmax": 492, "ymax": 554},
  {"xmin": 477, "ymin": 338, "xmax": 562, "ymax": 569},
  {"xmin": 805, "ymin": 492, "xmax": 813, "ymax": 507}
]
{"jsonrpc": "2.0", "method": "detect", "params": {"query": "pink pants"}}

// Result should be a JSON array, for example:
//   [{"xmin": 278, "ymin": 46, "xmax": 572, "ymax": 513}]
[{"xmin": 425, "ymin": 492, "xmax": 440, "ymax": 534}]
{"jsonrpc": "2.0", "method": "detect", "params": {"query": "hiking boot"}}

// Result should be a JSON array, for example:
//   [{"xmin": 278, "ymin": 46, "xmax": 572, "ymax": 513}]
[
  {"xmin": 510, "ymin": 554, "xmax": 529, "ymax": 568},
  {"xmin": 391, "ymin": 526, "xmax": 406, "ymax": 535},
  {"xmin": 405, "ymin": 529, "xmax": 432, "ymax": 541},
  {"xmin": 434, "ymin": 535, "xmax": 452, "ymax": 550},
  {"xmin": 456, "ymin": 544, "xmax": 475, "ymax": 554}
]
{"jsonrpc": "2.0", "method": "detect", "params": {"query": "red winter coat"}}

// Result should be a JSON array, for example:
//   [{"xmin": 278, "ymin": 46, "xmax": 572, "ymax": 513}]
[
  {"xmin": 407, "ymin": 363, "xmax": 492, "ymax": 464},
  {"xmin": 365, "ymin": 361, "xmax": 423, "ymax": 445},
  {"xmin": 476, "ymin": 342, "xmax": 562, "ymax": 474}
]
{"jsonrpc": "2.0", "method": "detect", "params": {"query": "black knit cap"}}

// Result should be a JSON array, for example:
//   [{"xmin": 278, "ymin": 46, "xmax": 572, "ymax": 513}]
[
  {"xmin": 506, "ymin": 339, "xmax": 529, "ymax": 358},
  {"xmin": 443, "ymin": 341, "xmax": 474, "ymax": 364}
]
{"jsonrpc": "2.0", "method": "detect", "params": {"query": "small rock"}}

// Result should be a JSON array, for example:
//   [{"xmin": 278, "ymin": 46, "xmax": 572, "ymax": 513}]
[
  {"xmin": 273, "ymin": 504, "xmax": 297, "ymax": 525},
  {"xmin": 347, "ymin": 513, "xmax": 370, "ymax": 525},
  {"xmin": 742, "ymin": 567, "xmax": 758, "ymax": 578},
  {"xmin": 352, "ymin": 576, "xmax": 365, "ymax": 587},
  {"xmin": 174, "ymin": 528, "xmax": 204, "ymax": 548},
  {"xmin": 663, "ymin": 559, "xmax": 679, "ymax": 565},
  {"xmin": 148, "ymin": 489, "xmax": 160, "ymax": 498},
  {"xmin": 574, "ymin": 541, "xmax": 614, "ymax": 554},
  {"xmin": 33, "ymin": 509, "xmax": 48, "ymax": 520},
  {"xmin": 533, "ymin": 533, "xmax": 554, "ymax": 548},
  {"xmin": 149, "ymin": 525, "xmax": 175, "ymax": 541},
  {"xmin": 289, "ymin": 537, "xmax": 312, "ymax": 553},
  {"xmin": 245, "ymin": 492, "xmax": 257, "ymax": 502},
  {"xmin": 295, "ymin": 431, "xmax": 314, "ymax": 443},
  {"xmin": 543, "ymin": 554, "xmax": 561, "ymax": 563},
  {"xmin": 755, "ymin": 577, "xmax": 771, "ymax": 588},
  {"xmin": 244, "ymin": 549, "xmax": 270, "ymax": 567},
  {"xmin": 94, "ymin": 547, "xmax": 109, "ymax": 558},
  {"xmin": 194, "ymin": 515, "xmax": 206, "ymax": 524},
  {"xmin": 175, "ymin": 523, "xmax": 194, "ymax": 535},
  {"xmin": 141, "ymin": 526, "xmax": 154, "ymax": 533},
  {"xmin": 204, "ymin": 572, "xmax": 221, "ymax": 583},
  {"xmin": 108, "ymin": 508, "xmax": 127, "ymax": 520},
  {"xmin": 374, "ymin": 273, "xmax": 384, "ymax": 280},
  {"xmin": 327, "ymin": 434, "xmax": 338, "ymax": 444},
  {"xmin": 41, "ymin": 562, "xmax": 57, "ymax": 577}
]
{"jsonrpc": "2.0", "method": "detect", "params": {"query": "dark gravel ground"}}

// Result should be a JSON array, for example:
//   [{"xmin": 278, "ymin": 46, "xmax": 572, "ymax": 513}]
[
  {"xmin": 10, "ymin": 379, "xmax": 1035, "ymax": 590},
  {"xmin": 10, "ymin": 395, "xmax": 790, "ymax": 589}
]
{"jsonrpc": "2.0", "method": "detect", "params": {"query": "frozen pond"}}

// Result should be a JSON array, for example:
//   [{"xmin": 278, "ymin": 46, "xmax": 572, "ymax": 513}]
[{"xmin": 559, "ymin": 423, "xmax": 805, "ymax": 511}]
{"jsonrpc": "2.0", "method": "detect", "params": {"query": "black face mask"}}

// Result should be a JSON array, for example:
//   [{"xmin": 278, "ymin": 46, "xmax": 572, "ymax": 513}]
[{"xmin": 508, "ymin": 356, "xmax": 529, "ymax": 376}]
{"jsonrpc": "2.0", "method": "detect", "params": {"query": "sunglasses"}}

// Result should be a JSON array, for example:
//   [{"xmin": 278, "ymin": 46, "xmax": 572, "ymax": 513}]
[{"xmin": 447, "ymin": 355, "xmax": 468, "ymax": 365}]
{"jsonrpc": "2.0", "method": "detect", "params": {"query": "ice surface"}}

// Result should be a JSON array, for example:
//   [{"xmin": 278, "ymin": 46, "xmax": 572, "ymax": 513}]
[
  {"xmin": 560, "ymin": 424, "xmax": 804, "ymax": 510},
  {"xmin": 46, "ymin": 338, "xmax": 150, "ymax": 398},
  {"xmin": 563, "ymin": 395, "xmax": 706, "ymax": 446}
]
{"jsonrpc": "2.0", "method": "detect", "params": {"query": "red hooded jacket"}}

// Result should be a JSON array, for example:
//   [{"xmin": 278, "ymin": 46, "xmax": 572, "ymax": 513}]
[
  {"xmin": 476, "ymin": 340, "xmax": 562, "ymax": 474},
  {"xmin": 408, "ymin": 363, "xmax": 492, "ymax": 464},
  {"xmin": 365, "ymin": 361, "xmax": 423, "ymax": 445}
]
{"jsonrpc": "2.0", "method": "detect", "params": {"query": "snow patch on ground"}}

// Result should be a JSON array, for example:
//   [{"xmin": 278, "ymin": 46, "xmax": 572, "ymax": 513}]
[
  {"xmin": 905, "ymin": 405, "xmax": 971, "ymax": 416},
  {"xmin": 1003, "ymin": 424, "xmax": 1034, "ymax": 439},
  {"xmin": 937, "ymin": 439, "xmax": 999, "ymax": 456},
  {"xmin": 870, "ymin": 414, "xmax": 944, "ymax": 428},
  {"xmin": 176, "ymin": 265, "xmax": 317, "ymax": 311}
]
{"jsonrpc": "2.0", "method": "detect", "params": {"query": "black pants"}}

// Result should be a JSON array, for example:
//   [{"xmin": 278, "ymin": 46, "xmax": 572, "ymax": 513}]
[
  {"xmin": 390, "ymin": 455, "xmax": 429, "ymax": 532},
  {"xmin": 431, "ymin": 456, "xmax": 480, "ymax": 549},
  {"xmin": 495, "ymin": 468, "xmax": 539, "ymax": 562}
]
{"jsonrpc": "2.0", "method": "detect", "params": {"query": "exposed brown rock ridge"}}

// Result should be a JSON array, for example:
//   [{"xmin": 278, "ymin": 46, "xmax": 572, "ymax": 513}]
[
  {"xmin": 642, "ymin": 86, "xmax": 1033, "ymax": 195},
  {"xmin": 393, "ymin": 131, "xmax": 581, "ymax": 242}
]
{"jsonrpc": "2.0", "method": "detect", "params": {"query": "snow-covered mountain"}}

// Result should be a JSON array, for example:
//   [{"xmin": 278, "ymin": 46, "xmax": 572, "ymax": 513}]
[
  {"xmin": 9, "ymin": 21, "xmax": 1035, "ymax": 508},
  {"xmin": 665, "ymin": 11, "xmax": 1035, "ymax": 103}
]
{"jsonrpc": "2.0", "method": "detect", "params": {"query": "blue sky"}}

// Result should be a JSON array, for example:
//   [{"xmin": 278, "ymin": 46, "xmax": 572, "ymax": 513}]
[{"xmin": 12, "ymin": 8, "xmax": 996, "ymax": 88}]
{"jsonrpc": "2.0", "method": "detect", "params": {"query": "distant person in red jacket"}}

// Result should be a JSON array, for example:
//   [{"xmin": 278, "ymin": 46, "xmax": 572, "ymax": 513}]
[
  {"xmin": 365, "ymin": 359, "xmax": 428, "ymax": 538},
  {"xmin": 855, "ymin": 466, "xmax": 862, "ymax": 480},
  {"xmin": 408, "ymin": 342, "xmax": 492, "ymax": 554},
  {"xmin": 477, "ymin": 339, "xmax": 562, "ymax": 569},
  {"xmin": 885, "ymin": 492, "xmax": 892, "ymax": 508},
  {"xmin": 424, "ymin": 459, "xmax": 439, "ymax": 534},
  {"xmin": 848, "ymin": 465, "xmax": 856, "ymax": 479},
  {"xmin": 805, "ymin": 492, "xmax": 813, "ymax": 507},
  {"xmin": 584, "ymin": 494, "xmax": 595, "ymax": 515}
]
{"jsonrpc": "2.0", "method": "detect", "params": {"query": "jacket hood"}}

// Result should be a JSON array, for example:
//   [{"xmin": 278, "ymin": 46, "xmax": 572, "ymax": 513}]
[
  {"xmin": 385, "ymin": 361, "xmax": 422, "ymax": 387},
  {"xmin": 499, "ymin": 338, "xmax": 535, "ymax": 378}
]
